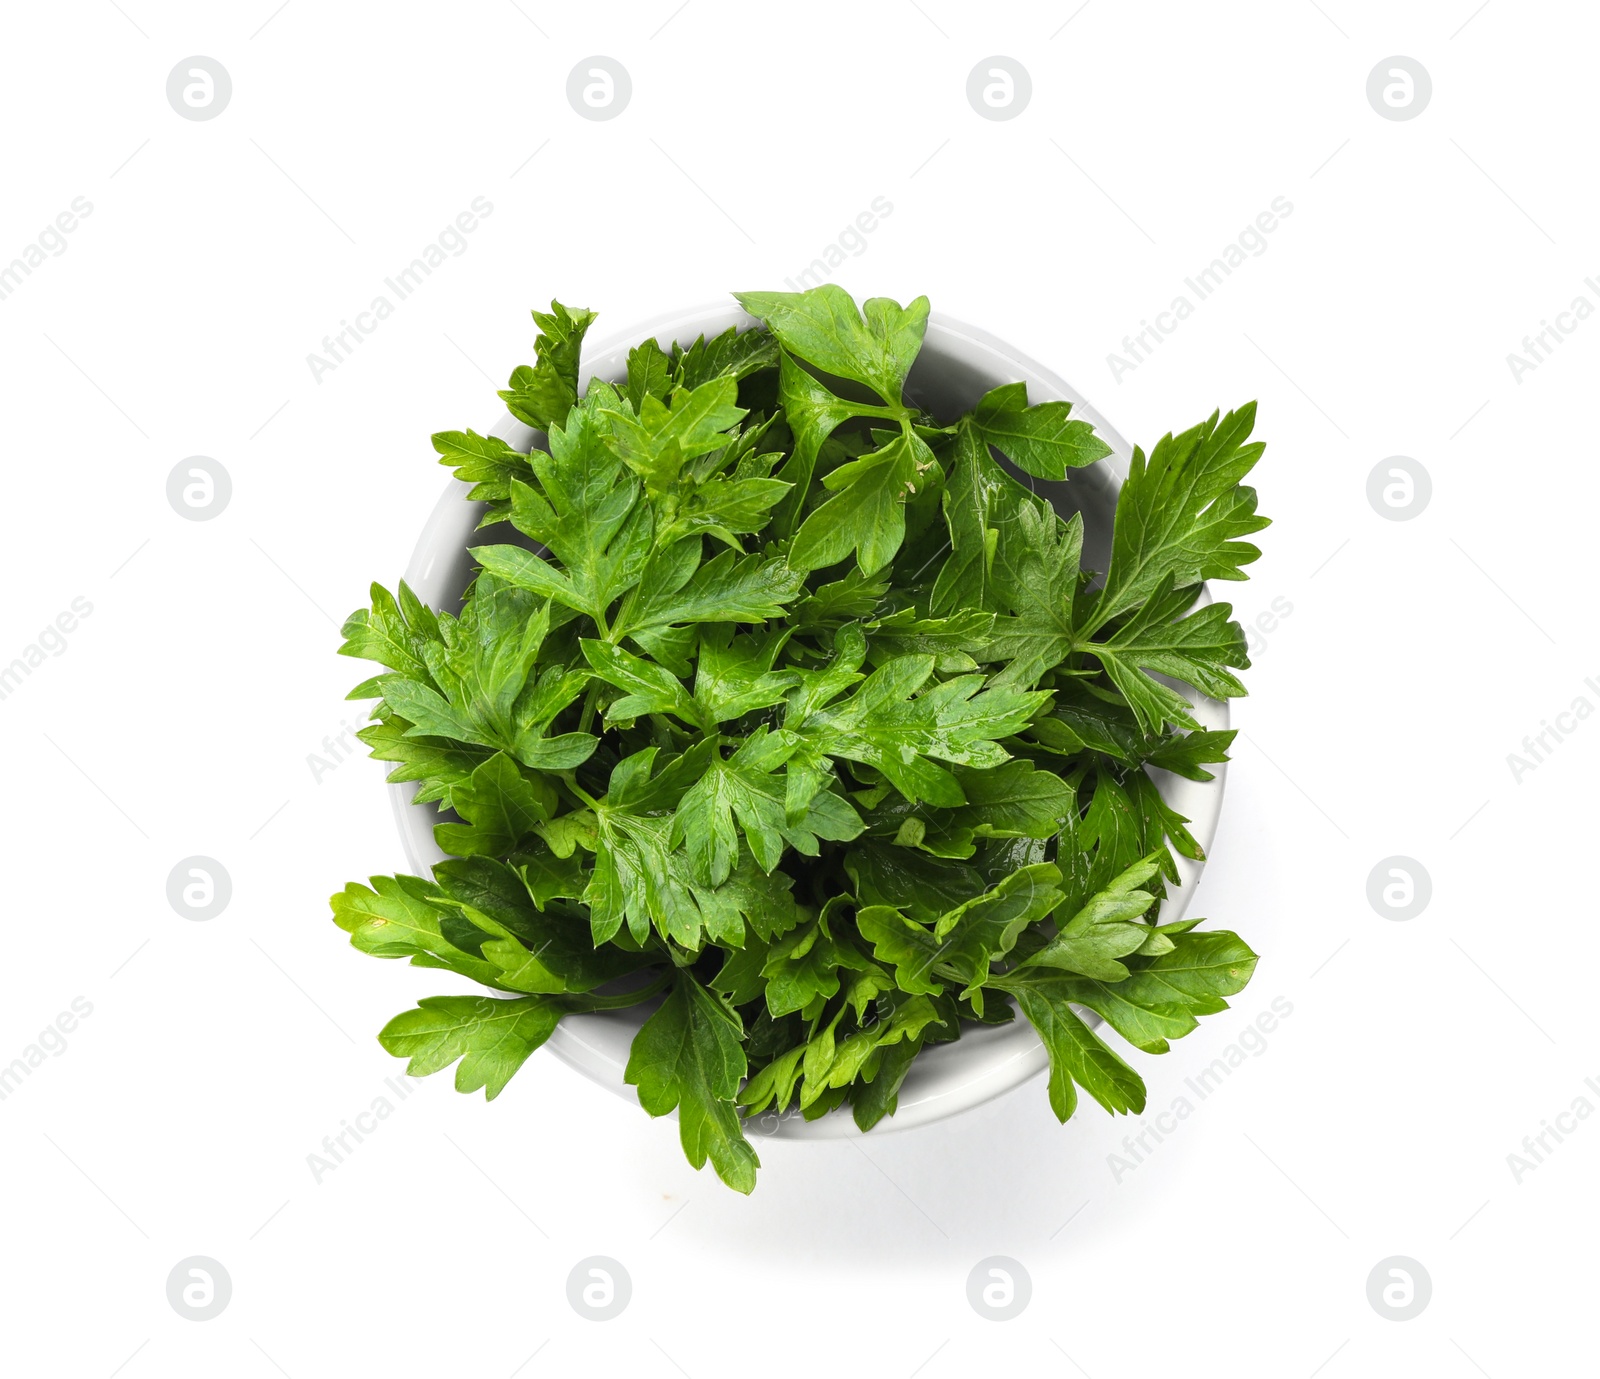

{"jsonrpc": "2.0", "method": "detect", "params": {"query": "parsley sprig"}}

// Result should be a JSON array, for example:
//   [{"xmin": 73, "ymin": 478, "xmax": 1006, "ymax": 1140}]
[{"xmin": 333, "ymin": 286, "xmax": 1269, "ymax": 1193}]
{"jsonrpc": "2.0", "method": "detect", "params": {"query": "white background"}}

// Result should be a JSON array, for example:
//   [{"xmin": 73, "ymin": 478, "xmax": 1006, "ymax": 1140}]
[{"xmin": 1, "ymin": 1, "xmax": 1594, "ymax": 1374}]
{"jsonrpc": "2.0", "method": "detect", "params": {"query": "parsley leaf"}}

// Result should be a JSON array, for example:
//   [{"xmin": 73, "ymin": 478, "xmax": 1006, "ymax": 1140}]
[
  {"xmin": 432, "ymin": 429, "xmax": 536, "ymax": 524},
  {"xmin": 1021, "ymin": 853, "xmax": 1163, "ymax": 982},
  {"xmin": 671, "ymin": 324, "xmax": 778, "ymax": 389},
  {"xmin": 674, "ymin": 727, "xmax": 863, "ymax": 887},
  {"xmin": 603, "ymin": 377, "xmax": 747, "ymax": 498},
  {"xmin": 1009, "ymin": 929, "xmax": 1259, "ymax": 1054},
  {"xmin": 790, "ymin": 428, "xmax": 937, "ymax": 575},
  {"xmin": 970, "ymin": 382, "xmax": 1112, "ymax": 480},
  {"xmin": 473, "ymin": 387, "xmax": 651, "ymax": 632},
  {"xmin": 432, "ymin": 751, "xmax": 554, "ymax": 858},
  {"xmin": 733, "ymin": 286, "xmax": 929, "ymax": 407},
  {"xmin": 1084, "ymin": 402, "xmax": 1269, "ymax": 633},
  {"xmin": 789, "ymin": 653, "xmax": 1047, "ymax": 807},
  {"xmin": 1081, "ymin": 581, "xmax": 1250, "ymax": 734},
  {"xmin": 625, "ymin": 972, "xmax": 760, "ymax": 1194},
  {"xmin": 613, "ymin": 547, "xmax": 805, "ymax": 644},
  {"xmin": 980, "ymin": 494, "xmax": 1087, "ymax": 687},
  {"xmin": 331, "ymin": 874, "xmax": 508, "ymax": 988},
  {"xmin": 857, "ymin": 863, "xmax": 1062, "ymax": 1004},
  {"xmin": 1003, "ymin": 974, "xmax": 1147, "ymax": 1118},
  {"xmin": 499, "ymin": 301, "xmax": 596, "ymax": 432},
  {"xmin": 381, "ymin": 995, "xmax": 563, "ymax": 1099}
]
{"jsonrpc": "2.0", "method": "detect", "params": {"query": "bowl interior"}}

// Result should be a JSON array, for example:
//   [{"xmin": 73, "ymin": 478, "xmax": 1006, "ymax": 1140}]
[{"xmin": 388, "ymin": 302, "xmax": 1228, "ymax": 1139}]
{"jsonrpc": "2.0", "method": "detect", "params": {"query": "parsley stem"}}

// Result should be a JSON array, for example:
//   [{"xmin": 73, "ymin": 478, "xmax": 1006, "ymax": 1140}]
[
  {"xmin": 573, "ymin": 972, "xmax": 672, "ymax": 1010},
  {"xmin": 577, "ymin": 684, "xmax": 600, "ymax": 735},
  {"xmin": 558, "ymin": 771, "xmax": 600, "ymax": 810}
]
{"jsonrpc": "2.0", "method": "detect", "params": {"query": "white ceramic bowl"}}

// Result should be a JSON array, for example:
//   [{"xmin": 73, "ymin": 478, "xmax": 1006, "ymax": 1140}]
[{"xmin": 389, "ymin": 302, "xmax": 1229, "ymax": 1138}]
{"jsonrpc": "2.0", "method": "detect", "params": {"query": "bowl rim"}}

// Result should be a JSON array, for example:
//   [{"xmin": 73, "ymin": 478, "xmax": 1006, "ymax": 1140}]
[{"xmin": 387, "ymin": 299, "xmax": 1229, "ymax": 1140}]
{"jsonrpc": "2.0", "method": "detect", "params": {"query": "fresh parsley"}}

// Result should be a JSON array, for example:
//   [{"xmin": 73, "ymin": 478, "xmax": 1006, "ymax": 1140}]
[{"xmin": 332, "ymin": 285, "xmax": 1270, "ymax": 1192}]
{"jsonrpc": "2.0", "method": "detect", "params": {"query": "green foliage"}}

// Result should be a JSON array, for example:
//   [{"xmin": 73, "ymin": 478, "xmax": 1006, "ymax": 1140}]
[{"xmin": 334, "ymin": 286, "xmax": 1272, "ymax": 1192}]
